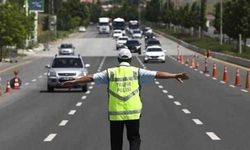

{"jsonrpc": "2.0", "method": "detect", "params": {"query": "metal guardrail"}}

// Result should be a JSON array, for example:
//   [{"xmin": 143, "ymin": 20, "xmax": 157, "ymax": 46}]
[{"xmin": 155, "ymin": 30, "xmax": 250, "ymax": 68}]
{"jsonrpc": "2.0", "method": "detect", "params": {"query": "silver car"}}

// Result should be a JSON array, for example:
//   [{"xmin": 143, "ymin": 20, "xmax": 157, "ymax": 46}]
[
  {"xmin": 46, "ymin": 55, "xmax": 90, "ymax": 92},
  {"xmin": 58, "ymin": 43, "xmax": 75, "ymax": 55}
]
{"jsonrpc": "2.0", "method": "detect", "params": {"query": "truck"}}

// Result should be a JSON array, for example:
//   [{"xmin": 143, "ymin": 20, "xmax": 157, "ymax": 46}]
[
  {"xmin": 128, "ymin": 20, "xmax": 139, "ymax": 34},
  {"xmin": 98, "ymin": 17, "xmax": 110, "ymax": 34},
  {"xmin": 112, "ymin": 17, "xmax": 126, "ymax": 34}
]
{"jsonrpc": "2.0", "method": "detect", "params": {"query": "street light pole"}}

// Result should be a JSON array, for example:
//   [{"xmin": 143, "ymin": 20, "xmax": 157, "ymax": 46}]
[{"xmin": 220, "ymin": 0, "xmax": 223, "ymax": 45}]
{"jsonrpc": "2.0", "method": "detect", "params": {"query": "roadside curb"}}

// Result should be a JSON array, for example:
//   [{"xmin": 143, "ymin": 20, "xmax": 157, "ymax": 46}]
[{"xmin": 154, "ymin": 30, "xmax": 250, "ymax": 69}]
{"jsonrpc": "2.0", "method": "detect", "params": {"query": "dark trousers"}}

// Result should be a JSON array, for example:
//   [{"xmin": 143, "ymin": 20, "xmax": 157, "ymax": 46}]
[{"xmin": 110, "ymin": 120, "xmax": 141, "ymax": 150}]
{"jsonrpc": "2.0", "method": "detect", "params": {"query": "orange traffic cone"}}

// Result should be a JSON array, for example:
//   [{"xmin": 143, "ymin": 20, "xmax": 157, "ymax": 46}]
[
  {"xmin": 195, "ymin": 61, "xmax": 199, "ymax": 70},
  {"xmin": 203, "ymin": 58, "xmax": 209, "ymax": 73},
  {"xmin": 234, "ymin": 68, "xmax": 241, "ymax": 86},
  {"xmin": 0, "ymin": 85, "xmax": 2, "ymax": 96},
  {"xmin": 191, "ymin": 55, "xmax": 196, "ymax": 68},
  {"xmin": 180, "ymin": 54, "xmax": 185, "ymax": 64},
  {"xmin": 13, "ymin": 78, "xmax": 20, "ymax": 90},
  {"xmin": 222, "ymin": 66, "xmax": 228, "ymax": 83},
  {"xmin": 212, "ymin": 63, "xmax": 218, "ymax": 78},
  {"xmin": 245, "ymin": 71, "xmax": 250, "ymax": 91},
  {"xmin": 5, "ymin": 81, "xmax": 11, "ymax": 94}
]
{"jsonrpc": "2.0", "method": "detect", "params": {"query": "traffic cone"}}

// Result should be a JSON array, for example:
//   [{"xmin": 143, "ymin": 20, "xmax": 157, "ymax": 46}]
[
  {"xmin": 180, "ymin": 53, "xmax": 185, "ymax": 64},
  {"xmin": 0, "ymin": 85, "xmax": 2, "ymax": 96},
  {"xmin": 245, "ymin": 71, "xmax": 250, "ymax": 91},
  {"xmin": 195, "ymin": 61, "xmax": 199, "ymax": 70},
  {"xmin": 13, "ymin": 78, "xmax": 20, "ymax": 90},
  {"xmin": 234, "ymin": 68, "xmax": 241, "ymax": 86},
  {"xmin": 222, "ymin": 66, "xmax": 228, "ymax": 83},
  {"xmin": 203, "ymin": 58, "xmax": 209, "ymax": 73},
  {"xmin": 212, "ymin": 63, "xmax": 218, "ymax": 78},
  {"xmin": 191, "ymin": 55, "xmax": 196, "ymax": 68},
  {"xmin": 5, "ymin": 81, "xmax": 11, "ymax": 94},
  {"xmin": 177, "ymin": 45, "xmax": 180, "ymax": 62}
]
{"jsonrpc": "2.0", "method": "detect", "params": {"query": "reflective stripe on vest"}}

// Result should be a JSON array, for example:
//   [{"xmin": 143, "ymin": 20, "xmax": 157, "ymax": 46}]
[{"xmin": 108, "ymin": 66, "xmax": 142, "ymax": 121}]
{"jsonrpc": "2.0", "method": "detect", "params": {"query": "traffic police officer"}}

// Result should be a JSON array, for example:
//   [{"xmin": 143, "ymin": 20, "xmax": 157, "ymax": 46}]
[{"xmin": 63, "ymin": 48, "xmax": 188, "ymax": 150}]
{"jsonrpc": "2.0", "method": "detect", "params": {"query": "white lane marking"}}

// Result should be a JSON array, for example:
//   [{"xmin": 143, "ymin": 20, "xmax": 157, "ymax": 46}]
[
  {"xmin": 59, "ymin": 120, "xmax": 68, "ymax": 126},
  {"xmin": 68, "ymin": 110, "xmax": 76, "ymax": 115},
  {"xmin": 168, "ymin": 95, "xmax": 174, "ymax": 99},
  {"xmin": 205, "ymin": 74, "xmax": 210, "ymax": 77},
  {"xmin": 212, "ymin": 77, "xmax": 217, "ymax": 80},
  {"xmin": 220, "ymin": 81, "xmax": 226, "ymax": 84},
  {"xmin": 136, "ymin": 56, "xmax": 145, "ymax": 68},
  {"xmin": 194, "ymin": 69, "xmax": 198, "ymax": 71},
  {"xmin": 241, "ymin": 89, "xmax": 249, "ymax": 93},
  {"xmin": 192, "ymin": 119, "xmax": 203, "ymax": 125},
  {"xmin": 174, "ymin": 101, "xmax": 181, "ymax": 106},
  {"xmin": 91, "ymin": 82, "xmax": 95, "ymax": 85},
  {"xmin": 230, "ymin": 85, "xmax": 235, "ymax": 88},
  {"xmin": 44, "ymin": 134, "xmax": 57, "ymax": 142},
  {"xmin": 89, "ymin": 86, "xmax": 93, "ymax": 89},
  {"xmin": 162, "ymin": 90, "xmax": 168, "ymax": 93},
  {"xmin": 81, "ymin": 96, "xmax": 87, "ymax": 99},
  {"xmin": 76, "ymin": 102, "xmax": 82, "ymax": 107},
  {"xmin": 155, "ymin": 81, "xmax": 159, "ymax": 84},
  {"xmin": 200, "ymin": 71, "xmax": 204, "ymax": 74},
  {"xmin": 32, "ymin": 79, "xmax": 37, "ymax": 82},
  {"xmin": 182, "ymin": 109, "xmax": 191, "ymax": 114},
  {"xmin": 44, "ymin": 72, "xmax": 47, "ymax": 75},
  {"xmin": 86, "ymin": 90, "xmax": 91, "ymax": 94},
  {"xmin": 38, "ymin": 75, "xmax": 43, "ymax": 78},
  {"xmin": 25, "ymin": 82, "xmax": 29, "ymax": 86},
  {"xmin": 206, "ymin": 132, "xmax": 221, "ymax": 140},
  {"xmin": 158, "ymin": 85, "xmax": 163, "ymax": 89}
]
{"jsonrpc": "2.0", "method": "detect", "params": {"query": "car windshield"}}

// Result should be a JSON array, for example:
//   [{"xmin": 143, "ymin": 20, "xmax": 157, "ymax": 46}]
[
  {"xmin": 133, "ymin": 31, "xmax": 141, "ymax": 34},
  {"xmin": 114, "ymin": 31, "xmax": 121, "ymax": 33},
  {"xmin": 52, "ymin": 58, "xmax": 83, "ymax": 68},
  {"xmin": 119, "ymin": 37, "xmax": 128, "ymax": 41},
  {"xmin": 147, "ymin": 40, "xmax": 160, "ymax": 45},
  {"xmin": 147, "ymin": 48, "xmax": 162, "ymax": 52},
  {"xmin": 60, "ymin": 44, "xmax": 73, "ymax": 48},
  {"xmin": 127, "ymin": 40, "xmax": 139, "ymax": 45}
]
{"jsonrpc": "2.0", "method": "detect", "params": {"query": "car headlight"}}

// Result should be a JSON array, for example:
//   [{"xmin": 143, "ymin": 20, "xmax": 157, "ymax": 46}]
[{"xmin": 48, "ymin": 71, "xmax": 56, "ymax": 77}]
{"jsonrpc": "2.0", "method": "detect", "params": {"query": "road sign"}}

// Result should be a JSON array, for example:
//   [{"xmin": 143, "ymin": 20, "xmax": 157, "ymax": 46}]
[{"xmin": 29, "ymin": 0, "xmax": 44, "ymax": 12}]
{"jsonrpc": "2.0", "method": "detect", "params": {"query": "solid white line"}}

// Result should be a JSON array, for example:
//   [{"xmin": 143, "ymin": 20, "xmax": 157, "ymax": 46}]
[
  {"xmin": 168, "ymin": 95, "xmax": 174, "ymax": 99},
  {"xmin": 59, "ymin": 120, "xmax": 68, "ymax": 126},
  {"xmin": 68, "ymin": 110, "xmax": 76, "ymax": 115},
  {"xmin": 182, "ymin": 109, "xmax": 191, "ymax": 114},
  {"xmin": 230, "ymin": 85, "xmax": 236, "ymax": 88},
  {"xmin": 192, "ymin": 119, "xmax": 203, "ymax": 125},
  {"xmin": 32, "ymin": 79, "xmax": 37, "ymax": 82},
  {"xmin": 86, "ymin": 90, "xmax": 91, "ymax": 94},
  {"xmin": 81, "ymin": 96, "xmax": 87, "ymax": 99},
  {"xmin": 206, "ymin": 132, "xmax": 221, "ymax": 140},
  {"xmin": 162, "ymin": 90, "xmax": 168, "ymax": 93},
  {"xmin": 173, "ymin": 101, "xmax": 181, "ymax": 106},
  {"xmin": 76, "ymin": 102, "xmax": 82, "ymax": 107},
  {"xmin": 89, "ymin": 86, "xmax": 93, "ymax": 89},
  {"xmin": 25, "ymin": 82, "xmax": 29, "ymax": 86},
  {"xmin": 158, "ymin": 85, "xmax": 163, "ymax": 89},
  {"xmin": 44, "ymin": 134, "xmax": 57, "ymax": 142},
  {"xmin": 155, "ymin": 81, "xmax": 159, "ymax": 84},
  {"xmin": 241, "ymin": 89, "xmax": 248, "ymax": 93}
]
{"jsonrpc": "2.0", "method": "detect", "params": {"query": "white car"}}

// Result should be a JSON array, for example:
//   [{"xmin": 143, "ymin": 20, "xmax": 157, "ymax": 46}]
[
  {"xmin": 144, "ymin": 45, "xmax": 166, "ymax": 63},
  {"xmin": 132, "ymin": 30, "xmax": 142, "ymax": 38},
  {"xmin": 79, "ymin": 26, "xmax": 86, "ymax": 32},
  {"xmin": 113, "ymin": 30, "xmax": 123, "ymax": 38},
  {"xmin": 58, "ymin": 43, "xmax": 75, "ymax": 55},
  {"xmin": 116, "ymin": 36, "xmax": 128, "ymax": 50}
]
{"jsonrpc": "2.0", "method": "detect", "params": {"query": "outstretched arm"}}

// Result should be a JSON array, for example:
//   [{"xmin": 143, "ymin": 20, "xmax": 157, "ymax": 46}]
[
  {"xmin": 62, "ymin": 75, "xmax": 94, "ymax": 87},
  {"xmin": 155, "ymin": 71, "xmax": 189, "ymax": 83}
]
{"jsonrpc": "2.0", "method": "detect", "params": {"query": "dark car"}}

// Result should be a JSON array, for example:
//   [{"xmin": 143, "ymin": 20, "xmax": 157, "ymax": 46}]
[
  {"xmin": 145, "ymin": 38, "xmax": 161, "ymax": 48},
  {"xmin": 125, "ymin": 39, "xmax": 141, "ymax": 54},
  {"xmin": 144, "ymin": 32, "xmax": 156, "ymax": 42}
]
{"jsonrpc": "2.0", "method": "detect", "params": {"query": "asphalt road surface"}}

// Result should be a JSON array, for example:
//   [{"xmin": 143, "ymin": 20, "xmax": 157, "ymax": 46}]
[{"xmin": 0, "ymin": 26, "xmax": 249, "ymax": 150}]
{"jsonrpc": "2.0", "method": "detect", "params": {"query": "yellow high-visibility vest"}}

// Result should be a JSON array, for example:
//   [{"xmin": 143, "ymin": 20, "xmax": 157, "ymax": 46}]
[{"xmin": 107, "ymin": 66, "xmax": 142, "ymax": 121}]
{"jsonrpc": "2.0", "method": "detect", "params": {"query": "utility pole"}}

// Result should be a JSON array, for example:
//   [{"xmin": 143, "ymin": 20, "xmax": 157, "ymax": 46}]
[{"xmin": 220, "ymin": 0, "xmax": 223, "ymax": 45}]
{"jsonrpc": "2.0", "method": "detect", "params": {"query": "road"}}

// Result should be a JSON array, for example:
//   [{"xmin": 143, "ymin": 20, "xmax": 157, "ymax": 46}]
[{"xmin": 0, "ymin": 26, "xmax": 249, "ymax": 150}]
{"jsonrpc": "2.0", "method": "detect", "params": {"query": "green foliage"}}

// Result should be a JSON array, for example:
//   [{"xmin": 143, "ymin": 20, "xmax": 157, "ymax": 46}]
[
  {"xmin": 145, "ymin": 0, "xmax": 161, "ymax": 22},
  {"xmin": 0, "ymin": 3, "xmax": 34, "ymax": 61}
]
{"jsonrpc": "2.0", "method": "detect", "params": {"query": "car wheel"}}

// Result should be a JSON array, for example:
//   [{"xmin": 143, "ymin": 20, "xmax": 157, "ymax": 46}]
[
  {"xmin": 138, "ymin": 50, "xmax": 141, "ymax": 55},
  {"xmin": 47, "ymin": 85, "xmax": 54, "ymax": 92},
  {"xmin": 162, "ymin": 61, "xmax": 165, "ymax": 63},
  {"xmin": 82, "ymin": 84, "xmax": 88, "ymax": 92}
]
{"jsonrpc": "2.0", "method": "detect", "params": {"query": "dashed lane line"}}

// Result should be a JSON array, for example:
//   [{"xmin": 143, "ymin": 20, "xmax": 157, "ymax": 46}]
[
  {"xmin": 182, "ymin": 109, "xmax": 191, "ymax": 114},
  {"xmin": 173, "ymin": 101, "xmax": 181, "ymax": 106},
  {"xmin": 76, "ymin": 102, "xmax": 82, "ymax": 107},
  {"xmin": 206, "ymin": 132, "xmax": 221, "ymax": 141},
  {"xmin": 68, "ymin": 110, "xmax": 76, "ymax": 115},
  {"xmin": 155, "ymin": 81, "xmax": 159, "ymax": 84},
  {"xmin": 241, "ymin": 89, "xmax": 249, "ymax": 93},
  {"xmin": 91, "ymin": 82, "xmax": 95, "ymax": 85},
  {"xmin": 44, "ymin": 134, "xmax": 57, "ymax": 142},
  {"xmin": 59, "ymin": 120, "xmax": 68, "ymax": 126},
  {"xmin": 25, "ymin": 82, "xmax": 29, "ymax": 86},
  {"xmin": 32, "ymin": 79, "xmax": 37, "ymax": 82},
  {"xmin": 86, "ymin": 90, "xmax": 91, "ymax": 94},
  {"xmin": 162, "ymin": 90, "xmax": 168, "ymax": 93},
  {"xmin": 192, "ymin": 119, "xmax": 203, "ymax": 125},
  {"xmin": 158, "ymin": 85, "xmax": 163, "ymax": 89},
  {"xmin": 81, "ymin": 96, "xmax": 87, "ymax": 99},
  {"xmin": 167, "ymin": 95, "xmax": 174, "ymax": 99},
  {"xmin": 38, "ymin": 75, "xmax": 43, "ymax": 78},
  {"xmin": 229, "ymin": 85, "xmax": 236, "ymax": 88},
  {"xmin": 89, "ymin": 86, "xmax": 93, "ymax": 89}
]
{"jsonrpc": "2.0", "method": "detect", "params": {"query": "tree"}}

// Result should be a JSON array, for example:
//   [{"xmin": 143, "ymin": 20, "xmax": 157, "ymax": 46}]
[
  {"xmin": 0, "ymin": 3, "xmax": 34, "ymax": 62},
  {"xmin": 145, "ymin": 0, "xmax": 161, "ymax": 22}
]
